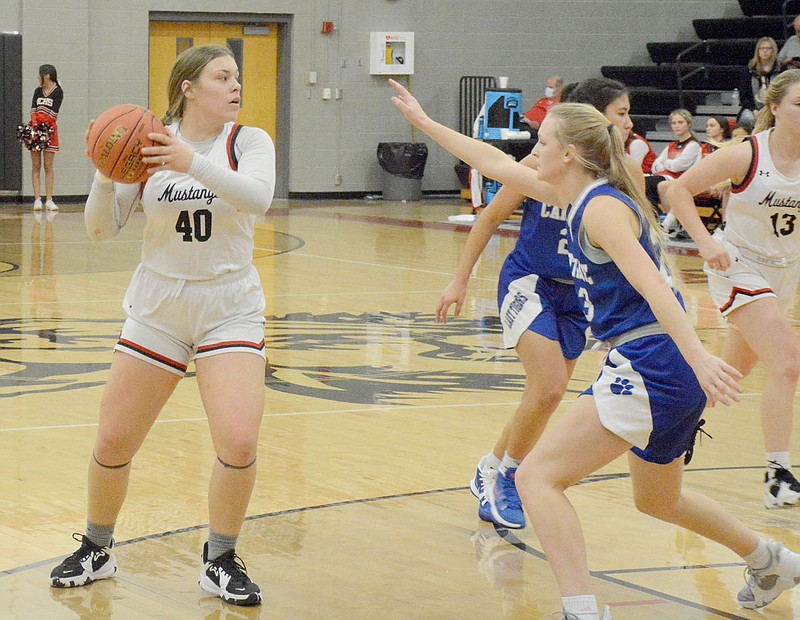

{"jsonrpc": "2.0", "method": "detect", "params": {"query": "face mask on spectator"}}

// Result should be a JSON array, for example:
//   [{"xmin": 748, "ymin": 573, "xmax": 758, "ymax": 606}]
[{"xmin": 545, "ymin": 87, "xmax": 555, "ymax": 98}]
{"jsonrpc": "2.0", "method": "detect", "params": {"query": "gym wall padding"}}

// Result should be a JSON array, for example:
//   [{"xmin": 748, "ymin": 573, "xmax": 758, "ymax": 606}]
[{"xmin": 0, "ymin": 32, "xmax": 22, "ymax": 192}]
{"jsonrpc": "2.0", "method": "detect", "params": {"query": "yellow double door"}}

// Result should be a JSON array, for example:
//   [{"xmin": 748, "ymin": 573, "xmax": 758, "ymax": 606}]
[{"xmin": 148, "ymin": 21, "xmax": 277, "ymax": 137}]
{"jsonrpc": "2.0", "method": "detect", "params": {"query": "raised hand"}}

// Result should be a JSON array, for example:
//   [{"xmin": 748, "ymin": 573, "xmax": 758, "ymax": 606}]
[{"xmin": 389, "ymin": 79, "xmax": 430, "ymax": 128}]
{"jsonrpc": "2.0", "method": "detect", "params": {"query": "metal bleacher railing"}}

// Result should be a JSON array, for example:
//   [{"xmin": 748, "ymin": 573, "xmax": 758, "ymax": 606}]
[{"xmin": 675, "ymin": 40, "xmax": 709, "ymax": 110}]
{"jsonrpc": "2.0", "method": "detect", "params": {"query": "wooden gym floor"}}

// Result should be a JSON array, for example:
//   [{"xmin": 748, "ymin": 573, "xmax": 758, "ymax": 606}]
[{"xmin": 1, "ymin": 196, "xmax": 800, "ymax": 619}]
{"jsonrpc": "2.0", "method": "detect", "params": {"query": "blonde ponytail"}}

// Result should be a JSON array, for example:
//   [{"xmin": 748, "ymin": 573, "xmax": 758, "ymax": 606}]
[
  {"xmin": 547, "ymin": 104, "xmax": 665, "ymax": 248},
  {"xmin": 753, "ymin": 69, "xmax": 800, "ymax": 133}
]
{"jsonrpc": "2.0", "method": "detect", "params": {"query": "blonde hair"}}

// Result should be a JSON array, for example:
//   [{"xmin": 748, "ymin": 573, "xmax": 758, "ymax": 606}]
[
  {"xmin": 163, "ymin": 44, "xmax": 234, "ymax": 124},
  {"xmin": 669, "ymin": 109, "xmax": 693, "ymax": 125},
  {"xmin": 753, "ymin": 69, "xmax": 800, "ymax": 133},
  {"xmin": 669, "ymin": 108, "xmax": 695, "ymax": 139},
  {"xmin": 748, "ymin": 37, "xmax": 778, "ymax": 72},
  {"xmin": 546, "ymin": 103, "xmax": 665, "ymax": 249}
]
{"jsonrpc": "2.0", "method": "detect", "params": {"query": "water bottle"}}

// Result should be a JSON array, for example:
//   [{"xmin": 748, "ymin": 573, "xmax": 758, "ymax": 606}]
[{"xmin": 732, "ymin": 88, "xmax": 740, "ymax": 109}]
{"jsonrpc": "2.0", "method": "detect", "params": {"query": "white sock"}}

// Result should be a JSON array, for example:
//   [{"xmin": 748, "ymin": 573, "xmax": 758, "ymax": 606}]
[
  {"xmin": 562, "ymin": 595, "xmax": 599, "ymax": 619},
  {"xmin": 767, "ymin": 452, "xmax": 791, "ymax": 472},
  {"xmin": 479, "ymin": 452, "xmax": 501, "ymax": 472},
  {"xmin": 743, "ymin": 538, "xmax": 772, "ymax": 571},
  {"xmin": 501, "ymin": 452, "xmax": 522, "ymax": 472}
]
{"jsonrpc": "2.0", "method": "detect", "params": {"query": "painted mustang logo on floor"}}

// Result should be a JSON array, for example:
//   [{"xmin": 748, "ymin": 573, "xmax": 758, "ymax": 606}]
[{"xmin": 0, "ymin": 312, "xmax": 594, "ymax": 403}]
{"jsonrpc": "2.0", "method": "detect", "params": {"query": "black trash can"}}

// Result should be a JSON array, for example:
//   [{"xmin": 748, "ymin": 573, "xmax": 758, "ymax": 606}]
[
  {"xmin": 454, "ymin": 162, "xmax": 470, "ymax": 188},
  {"xmin": 377, "ymin": 142, "xmax": 428, "ymax": 201}
]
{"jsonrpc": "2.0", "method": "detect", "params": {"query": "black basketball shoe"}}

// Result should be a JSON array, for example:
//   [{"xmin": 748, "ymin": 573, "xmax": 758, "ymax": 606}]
[
  {"xmin": 198, "ymin": 542, "xmax": 262, "ymax": 606},
  {"xmin": 50, "ymin": 533, "xmax": 117, "ymax": 588}
]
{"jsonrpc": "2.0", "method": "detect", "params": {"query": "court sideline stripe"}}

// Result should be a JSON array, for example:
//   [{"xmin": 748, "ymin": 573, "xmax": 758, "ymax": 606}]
[
  {"xmin": 1, "ymin": 466, "xmax": 773, "ymax": 589},
  {"xmin": 2, "ymin": 485, "xmax": 466, "ymax": 577}
]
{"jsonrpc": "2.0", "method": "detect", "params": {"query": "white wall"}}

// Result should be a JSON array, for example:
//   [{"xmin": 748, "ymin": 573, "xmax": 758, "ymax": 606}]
[
  {"xmin": 10, "ymin": 0, "xmax": 739, "ymax": 198},
  {"xmin": 2, "ymin": 4, "xmax": 21, "ymax": 31}
]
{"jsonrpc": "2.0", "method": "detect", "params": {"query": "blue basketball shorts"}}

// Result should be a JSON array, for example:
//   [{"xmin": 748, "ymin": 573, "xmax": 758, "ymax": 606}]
[
  {"xmin": 587, "ymin": 334, "xmax": 707, "ymax": 464},
  {"xmin": 497, "ymin": 271, "xmax": 588, "ymax": 360}
]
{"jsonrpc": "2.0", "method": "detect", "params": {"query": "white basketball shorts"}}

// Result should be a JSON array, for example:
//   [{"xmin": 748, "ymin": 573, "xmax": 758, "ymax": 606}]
[{"xmin": 115, "ymin": 264, "xmax": 267, "ymax": 376}]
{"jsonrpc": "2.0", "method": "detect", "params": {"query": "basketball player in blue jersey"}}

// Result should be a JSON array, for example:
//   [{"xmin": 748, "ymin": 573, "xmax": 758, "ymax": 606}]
[
  {"xmin": 50, "ymin": 45, "xmax": 275, "ymax": 606},
  {"xmin": 566, "ymin": 78, "xmax": 647, "ymax": 196},
  {"xmin": 390, "ymin": 78, "xmax": 800, "ymax": 619},
  {"xmin": 442, "ymin": 78, "xmax": 643, "ymax": 531},
  {"xmin": 437, "ymin": 171, "xmax": 588, "ymax": 530},
  {"xmin": 664, "ymin": 70, "xmax": 800, "ymax": 510}
]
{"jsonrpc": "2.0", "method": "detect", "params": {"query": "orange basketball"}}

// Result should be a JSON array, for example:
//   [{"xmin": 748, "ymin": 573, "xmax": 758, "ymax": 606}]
[{"xmin": 87, "ymin": 104, "xmax": 166, "ymax": 184}]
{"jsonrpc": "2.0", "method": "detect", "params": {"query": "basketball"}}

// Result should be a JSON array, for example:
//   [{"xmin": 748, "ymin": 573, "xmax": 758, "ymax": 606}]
[{"xmin": 87, "ymin": 104, "xmax": 165, "ymax": 184}]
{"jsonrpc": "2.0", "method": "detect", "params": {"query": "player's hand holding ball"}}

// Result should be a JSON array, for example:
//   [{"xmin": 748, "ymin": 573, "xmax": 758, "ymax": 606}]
[
  {"xmin": 85, "ymin": 104, "xmax": 193, "ymax": 183},
  {"xmin": 139, "ymin": 127, "xmax": 194, "ymax": 176},
  {"xmin": 86, "ymin": 104, "xmax": 167, "ymax": 183}
]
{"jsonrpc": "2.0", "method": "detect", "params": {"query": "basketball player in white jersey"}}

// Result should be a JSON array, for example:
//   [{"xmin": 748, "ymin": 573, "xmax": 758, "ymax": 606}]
[
  {"xmin": 663, "ymin": 69, "xmax": 800, "ymax": 509},
  {"xmin": 50, "ymin": 44, "xmax": 275, "ymax": 606}
]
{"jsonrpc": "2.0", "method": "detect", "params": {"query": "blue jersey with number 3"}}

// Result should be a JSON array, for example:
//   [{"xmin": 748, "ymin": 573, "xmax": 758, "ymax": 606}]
[{"xmin": 565, "ymin": 179, "xmax": 682, "ymax": 341}]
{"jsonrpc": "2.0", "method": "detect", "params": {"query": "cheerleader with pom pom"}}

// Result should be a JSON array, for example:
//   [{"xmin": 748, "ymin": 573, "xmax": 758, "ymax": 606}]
[{"xmin": 27, "ymin": 64, "xmax": 63, "ymax": 211}]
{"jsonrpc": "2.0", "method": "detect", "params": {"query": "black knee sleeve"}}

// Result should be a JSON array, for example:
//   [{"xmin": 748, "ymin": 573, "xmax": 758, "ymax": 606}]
[
  {"xmin": 216, "ymin": 455, "xmax": 257, "ymax": 469},
  {"xmin": 93, "ymin": 452, "xmax": 131, "ymax": 469}
]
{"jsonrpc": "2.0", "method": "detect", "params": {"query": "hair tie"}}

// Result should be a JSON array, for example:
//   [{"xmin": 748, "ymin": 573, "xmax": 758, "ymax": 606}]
[{"xmin": 607, "ymin": 123, "xmax": 615, "ymax": 133}]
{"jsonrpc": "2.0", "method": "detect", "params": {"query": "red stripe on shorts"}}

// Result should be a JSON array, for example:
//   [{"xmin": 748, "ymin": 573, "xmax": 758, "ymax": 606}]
[
  {"xmin": 117, "ymin": 337, "xmax": 188, "ymax": 373},
  {"xmin": 197, "ymin": 339, "xmax": 266, "ymax": 354},
  {"xmin": 719, "ymin": 286, "xmax": 773, "ymax": 313}
]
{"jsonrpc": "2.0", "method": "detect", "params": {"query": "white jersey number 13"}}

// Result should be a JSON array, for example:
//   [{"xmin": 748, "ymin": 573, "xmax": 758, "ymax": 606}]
[{"xmin": 770, "ymin": 212, "xmax": 796, "ymax": 238}]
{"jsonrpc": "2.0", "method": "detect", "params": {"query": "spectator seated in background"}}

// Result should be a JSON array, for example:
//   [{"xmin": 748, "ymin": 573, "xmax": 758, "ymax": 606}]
[
  {"xmin": 626, "ymin": 129, "xmax": 656, "ymax": 174},
  {"xmin": 778, "ymin": 15, "xmax": 800, "ymax": 71},
  {"xmin": 651, "ymin": 109, "xmax": 703, "ymax": 179},
  {"xmin": 519, "ymin": 75, "xmax": 562, "ymax": 131},
  {"xmin": 646, "ymin": 109, "xmax": 703, "ymax": 237},
  {"xmin": 749, "ymin": 37, "xmax": 781, "ymax": 110},
  {"xmin": 702, "ymin": 115, "xmax": 734, "ymax": 155}
]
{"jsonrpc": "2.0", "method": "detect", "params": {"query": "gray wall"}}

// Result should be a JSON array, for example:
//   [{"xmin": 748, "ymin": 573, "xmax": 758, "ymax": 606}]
[{"xmin": 4, "ymin": 0, "xmax": 739, "ymax": 198}]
